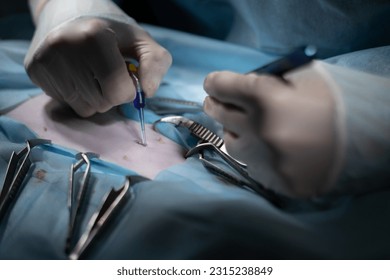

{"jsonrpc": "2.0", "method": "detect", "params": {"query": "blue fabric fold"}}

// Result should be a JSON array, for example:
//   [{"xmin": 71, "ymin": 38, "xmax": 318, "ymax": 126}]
[{"xmin": 0, "ymin": 40, "xmax": 42, "ymax": 114}]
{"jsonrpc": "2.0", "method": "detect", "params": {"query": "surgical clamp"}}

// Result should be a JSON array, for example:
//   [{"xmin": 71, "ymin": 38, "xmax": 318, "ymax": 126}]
[
  {"xmin": 186, "ymin": 142, "xmax": 281, "ymax": 206},
  {"xmin": 65, "ymin": 152, "xmax": 99, "ymax": 254},
  {"xmin": 0, "ymin": 139, "xmax": 51, "ymax": 223},
  {"xmin": 153, "ymin": 115, "xmax": 247, "ymax": 168},
  {"xmin": 69, "ymin": 176, "xmax": 133, "ymax": 260}
]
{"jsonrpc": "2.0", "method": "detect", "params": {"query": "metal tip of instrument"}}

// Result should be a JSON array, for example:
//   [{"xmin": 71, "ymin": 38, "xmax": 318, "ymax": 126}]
[
  {"xmin": 138, "ymin": 108, "xmax": 147, "ymax": 146},
  {"xmin": 136, "ymin": 140, "xmax": 147, "ymax": 147}
]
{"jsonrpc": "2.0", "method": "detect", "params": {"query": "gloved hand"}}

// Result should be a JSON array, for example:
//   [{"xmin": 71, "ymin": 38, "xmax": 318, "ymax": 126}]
[
  {"xmin": 203, "ymin": 61, "xmax": 345, "ymax": 198},
  {"xmin": 25, "ymin": 0, "xmax": 172, "ymax": 117}
]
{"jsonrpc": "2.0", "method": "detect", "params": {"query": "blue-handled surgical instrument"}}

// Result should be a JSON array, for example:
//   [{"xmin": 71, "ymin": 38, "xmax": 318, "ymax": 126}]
[
  {"xmin": 248, "ymin": 45, "xmax": 317, "ymax": 76},
  {"xmin": 126, "ymin": 62, "xmax": 147, "ymax": 146}
]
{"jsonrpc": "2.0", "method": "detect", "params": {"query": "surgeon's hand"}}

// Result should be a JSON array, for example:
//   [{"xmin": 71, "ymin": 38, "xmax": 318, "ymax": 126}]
[
  {"xmin": 25, "ymin": 0, "xmax": 172, "ymax": 117},
  {"xmin": 203, "ymin": 61, "xmax": 344, "ymax": 198}
]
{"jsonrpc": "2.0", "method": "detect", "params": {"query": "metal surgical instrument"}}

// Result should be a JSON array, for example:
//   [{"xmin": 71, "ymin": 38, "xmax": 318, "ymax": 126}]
[
  {"xmin": 126, "ymin": 62, "xmax": 147, "ymax": 146},
  {"xmin": 66, "ymin": 152, "xmax": 99, "ymax": 254},
  {"xmin": 153, "ymin": 115, "xmax": 247, "ymax": 168},
  {"xmin": 69, "ymin": 176, "xmax": 132, "ymax": 260},
  {"xmin": 0, "ymin": 139, "xmax": 51, "ymax": 223},
  {"xmin": 186, "ymin": 142, "xmax": 281, "ymax": 206},
  {"xmin": 248, "ymin": 45, "xmax": 317, "ymax": 76}
]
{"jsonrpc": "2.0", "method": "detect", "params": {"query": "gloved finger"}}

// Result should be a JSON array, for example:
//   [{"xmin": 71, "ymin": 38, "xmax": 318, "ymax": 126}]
[
  {"xmin": 70, "ymin": 73, "xmax": 113, "ymax": 114},
  {"xmin": 203, "ymin": 71, "xmax": 286, "ymax": 110},
  {"xmin": 40, "ymin": 67, "xmax": 97, "ymax": 117},
  {"xmin": 81, "ymin": 20, "xmax": 135, "ymax": 107},
  {"xmin": 46, "ymin": 50, "xmax": 110, "ymax": 115},
  {"xmin": 118, "ymin": 24, "xmax": 172, "ymax": 97},
  {"xmin": 39, "ymin": 54, "xmax": 102, "ymax": 117},
  {"xmin": 203, "ymin": 96, "xmax": 251, "ymax": 136},
  {"xmin": 221, "ymin": 130, "xmax": 261, "ymax": 165},
  {"xmin": 64, "ymin": 90, "xmax": 97, "ymax": 117},
  {"xmin": 25, "ymin": 44, "xmax": 68, "ymax": 103},
  {"xmin": 137, "ymin": 42, "xmax": 172, "ymax": 97},
  {"xmin": 222, "ymin": 130, "xmax": 243, "ymax": 159},
  {"xmin": 55, "ymin": 72, "xmax": 97, "ymax": 117}
]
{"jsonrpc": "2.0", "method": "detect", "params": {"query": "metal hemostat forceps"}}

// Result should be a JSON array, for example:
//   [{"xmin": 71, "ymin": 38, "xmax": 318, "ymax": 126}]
[
  {"xmin": 65, "ymin": 152, "xmax": 99, "ymax": 254},
  {"xmin": 153, "ymin": 115, "xmax": 246, "ymax": 168},
  {"xmin": 0, "ymin": 139, "xmax": 51, "ymax": 223},
  {"xmin": 69, "ymin": 176, "xmax": 132, "ymax": 260},
  {"xmin": 153, "ymin": 116, "xmax": 280, "ymax": 205},
  {"xmin": 126, "ymin": 61, "xmax": 147, "ymax": 146},
  {"xmin": 186, "ymin": 142, "xmax": 280, "ymax": 205}
]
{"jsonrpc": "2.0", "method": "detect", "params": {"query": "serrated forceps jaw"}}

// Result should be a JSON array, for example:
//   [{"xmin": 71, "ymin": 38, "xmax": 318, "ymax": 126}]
[{"xmin": 153, "ymin": 115, "xmax": 246, "ymax": 168}]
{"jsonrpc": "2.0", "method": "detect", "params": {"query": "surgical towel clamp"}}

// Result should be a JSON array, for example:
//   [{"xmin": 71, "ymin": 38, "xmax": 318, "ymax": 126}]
[
  {"xmin": 186, "ymin": 142, "xmax": 280, "ymax": 205},
  {"xmin": 0, "ymin": 139, "xmax": 51, "ymax": 223},
  {"xmin": 69, "ymin": 176, "xmax": 132, "ymax": 260},
  {"xmin": 65, "ymin": 152, "xmax": 99, "ymax": 254},
  {"xmin": 153, "ymin": 115, "xmax": 246, "ymax": 168}
]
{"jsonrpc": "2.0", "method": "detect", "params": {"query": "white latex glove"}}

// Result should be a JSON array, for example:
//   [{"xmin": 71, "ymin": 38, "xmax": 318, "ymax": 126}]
[
  {"xmin": 25, "ymin": 0, "xmax": 172, "ymax": 117},
  {"xmin": 203, "ymin": 61, "xmax": 345, "ymax": 198}
]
